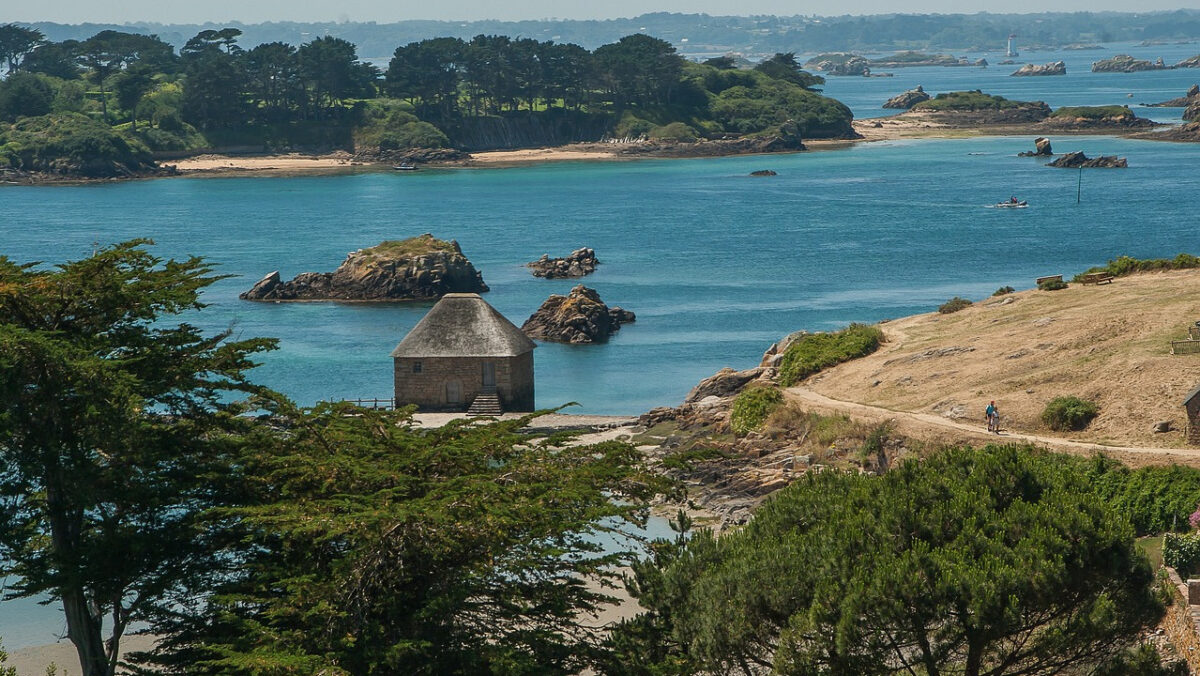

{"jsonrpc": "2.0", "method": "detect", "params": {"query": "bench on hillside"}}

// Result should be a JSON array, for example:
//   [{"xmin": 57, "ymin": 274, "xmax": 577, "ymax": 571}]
[
  {"xmin": 1035, "ymin": 274, "xmax": 1062, "ymax": 286},
  {"xmin": 1079, "ymin": 272, "xmax": 1114, "ymax": 285}
]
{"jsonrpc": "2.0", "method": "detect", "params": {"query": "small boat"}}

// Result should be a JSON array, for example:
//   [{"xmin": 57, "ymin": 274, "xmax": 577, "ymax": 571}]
[
  {"xmin": 994, "ymin": 200, "xmax": 1028, "ymax": 208},
  {"xmin": 393, "ymin": 163, "xmax": 418, "ymax": 171}
]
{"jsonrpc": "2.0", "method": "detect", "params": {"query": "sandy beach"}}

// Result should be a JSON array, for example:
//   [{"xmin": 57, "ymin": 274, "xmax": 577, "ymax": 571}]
[{"xmin": 171, "ymin": 151, "xmax": 365, "ymax": 175}]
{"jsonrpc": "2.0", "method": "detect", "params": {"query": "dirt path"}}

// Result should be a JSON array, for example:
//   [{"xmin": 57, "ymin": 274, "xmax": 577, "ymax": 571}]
[{"xmin": 785, "ymin": 386, "xmax": 1200, "ymax": 468}]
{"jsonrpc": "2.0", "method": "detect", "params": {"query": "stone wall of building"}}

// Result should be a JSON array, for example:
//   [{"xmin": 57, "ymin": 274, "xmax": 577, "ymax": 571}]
[
  {"xmin": 394, "ymin": 354, "xmax": 534, "ymax": 411},
  {"xmin": 1164, "ymin": 567, "xmax": 1200, "ymax": 672}
]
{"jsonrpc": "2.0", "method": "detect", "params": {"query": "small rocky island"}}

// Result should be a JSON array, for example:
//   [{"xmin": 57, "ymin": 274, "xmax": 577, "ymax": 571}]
[
  {"xmin": 521, "ymin": 285, "xmax": 635, "ymax": 344},
  {"xmin": 1018, "ymin": 137, "xmax": 1054, "ymax": 156},
  {"xmin": 1047, "ymin": 151, "xmax": 1127, "ymax": 168},
  {"xmin": 241, "ymin": 234, "xmax": 488, "ymax": 301},
  {"xmin": 527, "ymin": 248, "xmax": 599, "ymax": 278},
  {"xmin": 1091, "ymin": 54, "xmax": 1170, "ymax": 72},
  {"xmin": 882, "ymin": 85, "xmax": 931, "ymax": 109},
  {"xmin": 1011, "ymin": 61, "xmax": 1066, "ymax": 76}
]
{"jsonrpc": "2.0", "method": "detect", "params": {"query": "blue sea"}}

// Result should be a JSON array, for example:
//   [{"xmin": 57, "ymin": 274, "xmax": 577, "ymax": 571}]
[{"xmin": 5, "ymin": 43, "xmax": 1200, "ymax": 649}]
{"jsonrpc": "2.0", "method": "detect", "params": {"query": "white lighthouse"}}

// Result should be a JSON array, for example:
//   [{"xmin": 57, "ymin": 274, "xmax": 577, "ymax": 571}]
[{"xmin": 1006, "ymin": 34, "xmax": 1018, "ymax": 58}]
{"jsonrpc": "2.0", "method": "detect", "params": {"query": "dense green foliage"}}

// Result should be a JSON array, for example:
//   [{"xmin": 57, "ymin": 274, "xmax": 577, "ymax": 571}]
[
  {"xmin": 0, "ymin": 111, "xmax": 154, "ymax": 175},
  {"xmin": 151, "ymin": 401, "xmax": 665, "ymax": 675},
  {"xmin": 913, "ymin": 90, "xmax": 1034, "ymax": 111},
  {"xmin": 938, "ymin": 296, "xmax": 972, "ymax": 313},
  {"xmin": 730, "ymin": 385, "xmax": 784, "ymax": 435},
  {"xmin": 1041, "ymin": 395, "xmax": 1099, "ymax": 430},
  {"xmin": 1076, "ymin": 253, "xmax": 1200, "ymax": 280},
  {"xmin": 611, "ymin": 444, "xmax": 1164, "ymax": 675},
  {"xmin": 1038, "ymin": 278, "xmax": 1068, "ymax": 290},
  {"xmin": 0, "ymin": 25, "xmax": 855, "ymax": 174},
  {"xmin": 1085, "ymin": 456, "xmax": 1200, "ymax": 535},
  {"xmin": 1050, "ymin": 105, "xmax": 1136, "ymax": 119},
  {"xmin": 0, "ymin": 241, "xmax": 276, "ymax": 676},
  {"xmin": 1163, "ymin": 532, "xmax": 1200, "ymax": 576},
  {"xmin": 777, "ymin": 323, "xmax": 884, "ymax": 386}
]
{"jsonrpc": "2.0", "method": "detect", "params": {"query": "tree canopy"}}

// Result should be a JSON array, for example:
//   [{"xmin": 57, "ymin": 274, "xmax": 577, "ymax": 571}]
[
  {"xmin": 611, "ymin": 444, "xmax": 1164, "ymax": 675},
  {"xmin": 0, "ymin": 241, "xmax": 276, "ymax": 676}
]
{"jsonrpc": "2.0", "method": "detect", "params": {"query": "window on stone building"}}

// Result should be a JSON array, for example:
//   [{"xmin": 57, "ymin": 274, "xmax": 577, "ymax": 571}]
[{"xmin": 413, "ymin": 362, "xmax": 422, "ymax": 373}]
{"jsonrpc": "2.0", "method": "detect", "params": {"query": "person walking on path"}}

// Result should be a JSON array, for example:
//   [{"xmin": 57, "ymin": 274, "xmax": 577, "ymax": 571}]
[{"xmin": 985, "ymin": 400, "xmax": 999, "ymax": 433}]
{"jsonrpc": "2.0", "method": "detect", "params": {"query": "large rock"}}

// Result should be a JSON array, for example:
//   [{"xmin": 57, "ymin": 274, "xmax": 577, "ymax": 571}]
[
  {"xmin": 1047, "ymin": 151, "xmax": 1127, "ymax": 168},
  {"xmin": 527, "ymin": 247, "xmax": 599, "ymax": 278},
  {"xmin": 240, "ymin": 234, "xmax": 488, "ymax": 301},
  {"xmin": 684, "ymin": 367, "xmax": 767, "ymax": 403},
  {"xmin": 1018, "ymin": 137, "xmax": 1053, "ymax": 157},
  {"xmin": 521, "ymin": 285, "xmax": 634, "ymax": 344},
  {"xmin": 882, "ymin": 85, "xmax": 931, "ymax": 109},
  {"xmin": 1177, "ymin": 55, "xmax": 1200, "ymax": 68},
  {"xmin": 1011, "ymin": 61, "xmax": 1066, "ymax": 76},
  {"xmin": 1091, "ymin": 54, "xmax": 1171, "ymax": 73}
]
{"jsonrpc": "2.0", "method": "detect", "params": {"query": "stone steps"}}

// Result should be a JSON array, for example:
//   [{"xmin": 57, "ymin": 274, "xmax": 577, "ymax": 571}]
[{"xmin": 467, "ymin": 392, "xmax": 503, "ymax": 417}]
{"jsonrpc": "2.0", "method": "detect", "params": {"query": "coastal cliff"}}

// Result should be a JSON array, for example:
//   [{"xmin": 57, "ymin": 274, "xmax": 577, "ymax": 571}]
[{"xmin": 240, "ymin": 234, "xmax": 488, "ymax": 301}]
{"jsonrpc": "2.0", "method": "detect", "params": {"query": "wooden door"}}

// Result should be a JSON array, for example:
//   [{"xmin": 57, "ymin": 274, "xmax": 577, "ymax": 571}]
[{"xmin": 482, "ymin": 362, "xmax": 496, "ymax": 389}]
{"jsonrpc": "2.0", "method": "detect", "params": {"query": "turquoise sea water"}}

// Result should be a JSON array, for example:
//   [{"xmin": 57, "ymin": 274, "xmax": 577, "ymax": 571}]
[
  {"xmin": 3, "ymin": 135, "xmax": 1200, "ymax": 418},
  {"xmin": 6, "ymin": 53, "xmax": 1200, "ymax": 649}
]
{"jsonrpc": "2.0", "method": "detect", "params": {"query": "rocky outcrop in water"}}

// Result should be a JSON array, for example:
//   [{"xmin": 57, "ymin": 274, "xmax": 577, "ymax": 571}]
[
  {"xmin": 1047, "ymin": 151, "xmax": 1127, "ymax": 168},
  {"xmin": 241, "ymin": 234, "xmax": 488, "ymax": 301},
  {"xmin": 521, "ymin": 285, "xmax": 634, "ymax": 344},
  {"xmin": 1011, "ymin": 61, "xmax": 1066, "ymax": 76},
  {"xmin": 750, "ymin": 170, "xmax": 777, "ymax": 176},
  {"xmin": 1018, "ymin": 137, "xmax": 1054, "ymax": 157},
  {"xmin": 1177, "ymin": 55, "xmax": 1200, "ymax": 68},
  {"xmin": 805, "ymin": 54, "xmax": 872, "ymax": 76},
  {"xmin": 1091, "ymin": 54, "xmax": 1171, "ymax": 72},
  {"xmin": 882, "ymin": 85, "xmax": 931, "ymax": 109},
  {"xmin": 527, "ymin": 248, "xmax": 599, "ymax": 278}
]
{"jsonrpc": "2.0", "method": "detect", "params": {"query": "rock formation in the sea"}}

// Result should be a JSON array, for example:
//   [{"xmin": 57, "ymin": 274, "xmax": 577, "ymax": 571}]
[
  {"xmin": 521, "ymin": 285, "xmax": 634, "ymax": 344},
  {"xmin": 1047, "ymin": 151, "xmax": 1127, "ymax": 168},
  {"xmin": 908, "ymin": 92, "xmax": 1052, "ymax": 125},
  {"xmin": 240, "ymin": 234, "xmax": 488, "ymax": 301},
  {"xmin": 750, "ymin": 170, "xmax": 777, "ymax": 176},
  {"xmin": 1010, "ymin": 61, "xmax": 1066, "ymax": 76},
  {"xmin": 1091, "ymin": 54, "xmax": 1172, "ymax": 72},
  {"xmin": 804, "ymin": 53, "xmax": 871, "ymax": 76},
  {"xmin": 1018, "ymin": 137, "xmax": 1054, "ymax": 157},
  {"xmin": 1177, "ymin": 55, "xmax": 1200, "ymax": 68},
  {"xmin": 882, "ymin": 85, "xmax": 931, "ymax": 109},
  {"xmin": 527, "ymin": 248, "xmax": 599, "ymax": 278}
]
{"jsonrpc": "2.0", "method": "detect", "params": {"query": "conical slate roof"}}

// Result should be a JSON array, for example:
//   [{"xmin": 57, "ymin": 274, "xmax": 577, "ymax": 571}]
[{"xmin": 391, "ymin": 293, "xmax": 536, "ymax": 358}]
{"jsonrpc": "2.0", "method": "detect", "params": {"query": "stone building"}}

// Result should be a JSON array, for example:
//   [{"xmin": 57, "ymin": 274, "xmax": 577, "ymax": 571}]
[{"xmin": 391, "ymin": 293, "xmax": 536, "ymax": 413}]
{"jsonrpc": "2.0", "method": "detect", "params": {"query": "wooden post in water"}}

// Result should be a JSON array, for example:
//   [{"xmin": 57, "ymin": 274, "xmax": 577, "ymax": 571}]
[{"xmin": 1076, "ymin": 166, "xmax": 1082, "ymax": 204}]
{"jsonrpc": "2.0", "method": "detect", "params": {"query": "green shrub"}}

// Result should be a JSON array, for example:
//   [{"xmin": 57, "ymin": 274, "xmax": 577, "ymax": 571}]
[
  {"xmin": 730, "ymin": 386, "xmax": 784, "ymax": 435},
  {"xmin": 993, "ymin": 286, "xmax": 1015, "ymax": 296},
  {"xmin": 614, "ymin": 113, "xmax": 655, "ymax": 138},
  {"xmin": 1074, "ymin": 254, "xmax": 1200, "ymax": 281},
  {"xmin": 913, "ymin": 90, "xmax": 1034, "ymax": 111},
  {"xmin": 1038, "ymin": 279, "xmax": 1068, "ymax": 291},
  {"xmin": 938, "ymin": 297, "xmax": 972, "ymax": 314},
  {"xmin": 1164, "ymin": 532, "xmax": 1200, "ymax": 576},
  {"xmin": 778, "ymin": 323, "xmax": 884, "ymax": 386},
  {"xmin": 1050, "ymin": 105, "xmax": 1134, "ymax": 120},
  {"xmin": 378, "ymin": 121, "xmax": 448, "ymax": 150},
  {"xmin": 0, "ymin": 112, "xmax": 154, "ymax": 177},
  {"xmin": 1085, "ymin": 457, "xmax": 1200, "ymax": 535},
  {"xmin": 649, "ymin": 121, "xmax": 699, "ymax": 142},
  {"xmin": 1041, "ymin": 396, "xmax": 1099, "ymax": 431}
]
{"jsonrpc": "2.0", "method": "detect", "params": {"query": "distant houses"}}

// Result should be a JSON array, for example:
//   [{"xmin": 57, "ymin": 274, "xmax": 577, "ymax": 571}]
[{"xmin": 391, "ymin": 293, "xmax": 536, "ymax": 413}]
